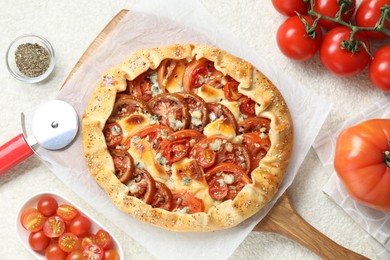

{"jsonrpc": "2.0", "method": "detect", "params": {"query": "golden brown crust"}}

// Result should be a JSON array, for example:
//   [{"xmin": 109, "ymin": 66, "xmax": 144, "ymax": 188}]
[{"xmin": 82, "ymin": 43, "xmax": 293, "ymax": 232}]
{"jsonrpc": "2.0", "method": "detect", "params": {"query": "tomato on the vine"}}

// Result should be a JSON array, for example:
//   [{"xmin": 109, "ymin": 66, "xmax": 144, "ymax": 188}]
[
  {"xmin": 276, "ymin": 15, "xmax": 323, "ymax": 61},
  {"xmin": 355, "ymin": 0, "xmax": 390, "ymax": 40},
  {"xmin": 320, "ymin": 26, "xmax": 371, "ymax": 76},
  {"xmin": 313, "ymin": 0, "xmax": 356, "ymax": 30},
  {"xmin": 271, "ymin": 0, "xmax": 308, "ymax": 16},
  {"xmin": 369, "ymin": 45, "xmax": 390, "ymax": 92}
]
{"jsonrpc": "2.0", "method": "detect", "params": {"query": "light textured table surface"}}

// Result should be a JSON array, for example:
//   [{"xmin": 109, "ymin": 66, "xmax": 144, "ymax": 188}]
[{"xmin": 1, "ymin": 0, "xmax": 387, "ymax": 259}]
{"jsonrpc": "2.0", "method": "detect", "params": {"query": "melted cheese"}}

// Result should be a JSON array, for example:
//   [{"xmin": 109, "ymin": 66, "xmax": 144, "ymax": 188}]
[
  {"xmin": 203, "ymin": 118, "xmax": 236, "ymax": 141},
  {"xmin": 220, "ymin": 100, "xmax": 240, "ymax": 121},
  {"xmin": 128, "ymin": 139, "xmax": 170, "ymax": 183},
  {"xmin": 170, "ymin": 158, "xmax": 214, "ymax": 211},
  {"xmin": 117, "ymin": 113, "xmax": 157, "ymax": 142},
  {"xmin": 196, "ymin": 84, "xmax": 225, "ymax": 103},
  {"xmin": 165, "ymin": 62, "xmax": 186, "ymax": 93}
]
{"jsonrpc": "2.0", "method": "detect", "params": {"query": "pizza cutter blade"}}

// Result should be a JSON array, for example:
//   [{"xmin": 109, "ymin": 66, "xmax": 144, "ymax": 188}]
[{"xmin": 0, "ymin": 100, "xmax": 78, "ymax": 175}]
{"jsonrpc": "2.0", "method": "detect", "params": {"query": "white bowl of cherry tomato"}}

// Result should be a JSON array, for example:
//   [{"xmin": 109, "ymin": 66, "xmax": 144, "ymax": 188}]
[{"xmin": 16, "ymin": 192, "xmax": 123, "ymax": 260}]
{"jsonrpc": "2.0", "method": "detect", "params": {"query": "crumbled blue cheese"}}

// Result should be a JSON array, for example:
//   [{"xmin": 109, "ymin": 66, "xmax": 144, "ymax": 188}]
[
  {"xmin": 233, "ymin": 135, "xmax": 243, "ymax": 144},
  {"xmin": 149, "ymin": 71, "xmax": 163, "ymax": 96},
  {"xmin": 168, "ymin": 115, "xmax": 184, "ymax": 130},
  {"xmin": 225, "ymin": 143, "xmax": 233, "ymax": 152},
  {"xmin": 209, "ymin": 112, "xmax": 217, "ymax": 122},
  {"xmin": 223, "ymin": 174, "xmax": 235, "ymax": 184},
  {"xmin": 182, "ymin": 176, "xmax": 192, "ymax": 186},
  {"xmin": 189, "ymin": 139, "xmax": 196, "ymax": 147},
  {"xmin": 135, "ymin": 161, "xmax": 146, "ymax": 169},
  {"xmin": 156, "ymin": 152, "xmax": 168, "ymax": 165},
  {"xmin": 111, "ymin": 125, "xmax": 121, "ymax": 135},
  {"xmin": 209, "ymin": 139, "xmax": 222, "ymax": 151},
  {"xmin": 128, "ymin": 184, "xmax": 139, "ymax": 194},
  {"xmin": 131, "ymin": 136, "xmax": 141, "ymax": 146},
  {"xmin": 217, "ymin": 178, "xmax": 226, "ymax": 187},
  {"xmin": 175, "ymin": 206, "xmax": 190, "ymax": 214},
  {"xmin": 190, "ymin": 110, "xmax": 202, "ymax": 127}
]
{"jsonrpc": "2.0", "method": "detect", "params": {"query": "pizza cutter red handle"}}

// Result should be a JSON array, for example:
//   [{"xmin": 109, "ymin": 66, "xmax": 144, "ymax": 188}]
[{"xmin": 0, "ymin": 133, "xmax": 34, "ymax": 175}]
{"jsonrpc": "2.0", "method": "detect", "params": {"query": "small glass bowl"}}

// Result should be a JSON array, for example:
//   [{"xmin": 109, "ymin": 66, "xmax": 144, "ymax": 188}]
[{"xmin": 6, "ymin": 35, "xmax": 55, "ymax": 83}]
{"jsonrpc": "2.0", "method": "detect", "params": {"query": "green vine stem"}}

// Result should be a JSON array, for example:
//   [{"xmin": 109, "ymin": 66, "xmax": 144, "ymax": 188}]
[{"xmin": 305, "ymin": 0, "xmax": 390, "ymax": 54}]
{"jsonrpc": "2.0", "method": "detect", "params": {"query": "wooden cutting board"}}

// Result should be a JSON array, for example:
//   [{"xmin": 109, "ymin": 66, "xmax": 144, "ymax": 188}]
[{"xmin": 64, "ymin": 9, "xmax": 369, "ymax": 260}]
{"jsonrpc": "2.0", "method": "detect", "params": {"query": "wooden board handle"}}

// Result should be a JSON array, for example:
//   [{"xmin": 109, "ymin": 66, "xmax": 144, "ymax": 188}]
[{"xmin": 253, "ymin": 193, "xmax": 369, "ymax": 259}]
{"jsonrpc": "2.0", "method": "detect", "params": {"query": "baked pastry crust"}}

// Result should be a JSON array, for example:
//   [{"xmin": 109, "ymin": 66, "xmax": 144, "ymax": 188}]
[{"xmin": 82, "ymin": 43, "xmax": 293, "ymax": 232}]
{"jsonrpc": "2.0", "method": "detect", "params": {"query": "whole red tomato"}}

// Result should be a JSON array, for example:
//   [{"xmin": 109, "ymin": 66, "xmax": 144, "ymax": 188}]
[
  {"xmin": 313, "ymin": 0, "xmax": 356, "ymax": 30},
  {"xmin": 276, "ymin": 15, "xmax": 323, "ymax": 61},
  {"xmin": 369, "ymin": 45, "xmax": 390, "ymax": 92},
  {"xmin": 320, "ymin": 26, "xmax": 371, "ymax": 76},
  {"xmin": 334, "ymin": 119, "xmax": 390, "ymax": 212},
  {"xmin": 355, "ymin": 0, "xmax": 390, "ymax": 40},
  {"xmin": 271, "ymin": 0, "xmax": 308, "ymax": 16}
]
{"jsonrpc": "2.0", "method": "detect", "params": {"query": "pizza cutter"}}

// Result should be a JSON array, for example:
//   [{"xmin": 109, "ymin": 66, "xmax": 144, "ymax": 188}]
[{"xmin": 0, "ymin": 100, "xmax": 79, "ymax": 175}]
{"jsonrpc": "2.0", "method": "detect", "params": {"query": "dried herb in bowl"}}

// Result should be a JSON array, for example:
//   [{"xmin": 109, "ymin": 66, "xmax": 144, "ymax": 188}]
[{"xmin": 15, "ymin": 43, "xmax": 50, "ymax": 78}]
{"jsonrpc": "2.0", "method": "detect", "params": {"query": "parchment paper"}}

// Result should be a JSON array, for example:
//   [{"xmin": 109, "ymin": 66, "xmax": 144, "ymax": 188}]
[
  {"xmin": 35, "ymin": 0, "xmax": 331, "ymax": 259},
  {"xmin": 313, "ymin": 95, "xmax": 390, "ymax": 260}
]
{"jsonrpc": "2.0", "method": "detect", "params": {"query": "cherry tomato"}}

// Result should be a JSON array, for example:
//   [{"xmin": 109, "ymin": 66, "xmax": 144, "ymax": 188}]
[
  {"xmin": 28, "ymin": 230, "xmax": 51, "ymax": 252},
  {"xmin": 37, "ymin": 196, "xmax": 58, "ymax": 217},
  {"xmin": 313, "ymin": 0, "xmax": 356, "ymax": 30},
  {"xmin": 276, "ymin": 15, "xmax": 323, "ymax": 61},
  {"xmin": 239, "ymin": 97, "xmax": 257, "ymax": 116},
  {"xmin": 205, "ymin": 163, "xmax": 252, "ymax": 201},
  {"xmin": 127, "ymin": 168, "xmax": 156, "ymax": 204},
  {"xmin": 172, "ymin": 190, "xmax": 205, "ymax": 213},
  {"xmin": 21, "ymin": 208, "xmax": 46, "ymax": 232},
  {"xmin": 57, "ymin": 204, "xmax": 79, "ymax": 221},
  {"xmin": 69, "ymin": 215, "xmax": 91, "ymax": 238},
  {"xmin": 103, "ymin": 123, "xmax": 123, "ymax": 148},
  {"xmin": 66, "ymin": 249, "xmax": 84, "ymax": 260},
  {"xmin": 83, "ymin": 244, "xmax": 104, "ymax": 260},
  {"xmin": 43, "ymin": 216, "xmax": 66, "ymax": 238},
  {"xmin": 334, "ymin": 119, "xmax": 390, "ymax": 211},
  {"xmin": 176, "ymin": 92, "xmax": 209, "ymax": 131},
  {"xmin": 59, "ymin": 232, "xmax": 81, "ymax": 253},
  {"xmin": 369, "ymin": 45, "xmax": 390, "ymax": 92},
  {"xmin": 192, "ymin": 148, "xmax": 216, "ymax": 168},
  {"xmin": 320, "ymin": 26, "xmax": 371, "ymax": 76},
  {"xmin": 161, "ymin": 139, "xmax": 190, "ymax": 164},
  {"xmin": 103, "ymin": 249, "xmax": 120, "ymax": 260},
  {"xmin": 151, "ymin": 181, "xmax": 174, "ymax": 211},
  {"xmin": 224, "ymin": 80, "xmax": 242, "ymax": 101},
  {"xmin": 148, "ymin": 93, "xmax": 190, "ymax": 131},
  {"xmin": 45, "ymin": 243, "xmax": 68, "ymax": 260},
  {"xmin": 356, "ymin": 0, "xmax": 390, "ymax": 40},
  {"xmin": 109, "ymin": 149, "xmax": 134, "ymax": 184},
  {"xmin": 128, "ymin": 70, "xmax": 164, "ymax": 102},
  {"xmin": 239, "ymin": 116, "xmax": 271, "ymax": 134},
  {"xmin": 182, "ymin": 58, "xmax": 224, "ymax": 91},
  {"xmin": 108, "ymin": 94, "xmax": 152, "ymax": 123},
  {"xmin": 242, "ymin": 133, "xmax": 271, "ymax": 171},
  {"xmin": 207, "ymin": 103, "xmax": 238, "ymax": 132},
  {"xmin": 94, "ymin": 229, "xmax": 112, "ymax": 249},
  {"xmin": 81, "ymin": 235, "xmax": 96, "ymax": 249},
  {"xmin": 271, "ymin": 0, "xmax": 308, "ymax": 16}
]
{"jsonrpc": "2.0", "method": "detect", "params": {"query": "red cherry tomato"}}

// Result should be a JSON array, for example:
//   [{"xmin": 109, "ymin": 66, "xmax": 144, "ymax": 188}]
[
  {"xmin": 59, "ymin": 232, "xmax": 81, "ymax": 253},
  {"xmin": 223, "ymin": 81, "xmax": 242, "ymax": 101},
  {"xmin": 81, "ymin": 235, "xmax": 96, "ymax": 249},
  {"xmin": 45, "ymin": 243, "xmax": 68, "ymax": 260},
  {"xmin": 320, "ymin": 27, "xmax": 371, "ymax": 76},
  {"xmin": 172, "ymin": 190, "xmax": 205, "ymax": 214},
  {"xmin": 369, "ymin": 45, "xmax": 390, "ymax": 92},
  {"xmin": 313, "ymin": 0, "xmax": 356, "ymax": 30},
  {"xmin": 94, "ymin": 229, "xmax": 112, "ymax": 249},
  {"xmin": 356, "ymin": 0, "xmax": 390, "ymax": 40},
  {"xmin": 271, "ymin": 0, "xmax": 308, "ymax": 16},
  {"xmin": 57, "ymin": 204, "xmax": 79, "ymax": 221},
  {"xmin": 69, "ymin": 215, "xmax": 91, "ymax": 238},
  {"xmin": 37, "ymin": 196, "xmax": 58, "ymax": 217},
  {"xmin": 103, "ymin": 123, "xmax": 123, "ymax": 148},
  {"xmin": 276, "ymin": 15, "xmax": 323, "ymax": 61},
  {"xmin": 21, "ymin": 208, "xmax": 46, "ymax": 232},
  {"xmin": 83, "ymin": 244, "xmax": 104, "ymax": 260},
  {"xmin": 66, "ymin": 249, "xmax": 84, "ymax": 260},
  {"xmin": 43, "ymin": 216, "xmax": 66, "ymax": 238},
  {"xmin": 28, "ymin": 230, "xmax": 51, "ymax": 252},
  {"xmin": 103, "ymin": 249, "xmax": 120, "ymax": 260},
  {"xmin": 240, "ymin": 97, "xmax": 256, "ymax": 116}
]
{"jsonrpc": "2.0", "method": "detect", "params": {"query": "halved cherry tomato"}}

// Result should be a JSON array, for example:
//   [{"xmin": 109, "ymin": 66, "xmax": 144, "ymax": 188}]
[
  {"xmin": 151, "ymin": 181, "xmax": 174, "ymax": 211},
  {"xmin": 43, "ymin": 216, "xmax": 66, "ymax": 238},
  {"xmin": 21, "ymin": 208, "xmax": 46, "ymax": 232},
  {"xmin": 168, "ymin": 129, "xmax": 206, "ymax": 144},
  {"xmin": 215, "ymin": 143, "xmax": 251, "ymax": 173},
  {"xmin": 159, "ymin": 139, "xmax": 190, "ymax": 164},
  {"xmin": 172, "ymin": 190, "xmax": 205, "ymax": 213},
  {"xmin": 29, "ymin": 230, "xmax": 51, "ymax": 252},
  {"xmin": 127, "ymin": 168, "xmax": 156, "ymax": 204},
  {"xmin": 81, "ymin": 235, "xmax": 96, "ymax": 249},
  {"xmin": 109, "ymin": 149, "xmax": 134, "ymax": 184},
  {"xmin": 205, "ymin": 163, "xmax": 252, "ymax": 201},
  {"xmin": 57, "ymin": 204, "xmax": 79, "ymax": 221},
  {"xmin": 148, "ymin": 93, "xmax": 190, "ymax": 131},
  {"xmin": 45, "ymin": 243, "xmax": 67, "ymax": 260},
  {"xmin": 69, "ymin": 215, "xmax": 91, "ymax": 238},
  {"xmin": 103, "ymin": 249, "xmax": 120, "ymax": 260},
  {"xmin": 128, "ymin": 70, "xmax": 164, "ymax": 102},
  {"xmin": 59, "ymin": 232, "xmax": 80, "ymax": 253},
  {"xmin": 240, "ymin": 97, "xmax": 256, "ymax": 116},
  {"xmin": 242, "ymin": 133, "xmax": 271, "ymax": 171},
  {"xmin": 37, "ymin": 196, "xmax": 58, "ymax": 217},
  {"xmin": 66, "ymin": 249, "xmax": 84, "ymax": 260},
  {"xmin": 176, "ymin": 92, "xmax": 209, "ymax": 131},
  {"xmin": 193, "ymin": 148, "xmax": 216, "ymax": 168},
  {"xmin": 207, "ymin": 103, "xmax": 238, "ymax": 132},
  {"xmin": 108, "ymin": 94, "xmax": 152, "ymax": 123},
  {"xmin": 83, "ymin": 244, "xmax": 104, "ymax": 260},
  {"xmin": 182, "ymin": 58, "xmax": 224, "ymax": 91},
  {"xmin": 94, "ymin": 229, "xmax": 112, "ymax": 249},
  {"xmin": 103, "ymin": 123, "xmax": 123, "ymax": 148},
  {"xmin": 224, "ymin": 81, "xmax": 242, "ymax": 101},
  {"xmin": 129, "ymin": 124, "xmax": 174, "ymax": 150},
  {"xmin": 239, "ymin": 116, "xmax": 271, "ymax": 134}
]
